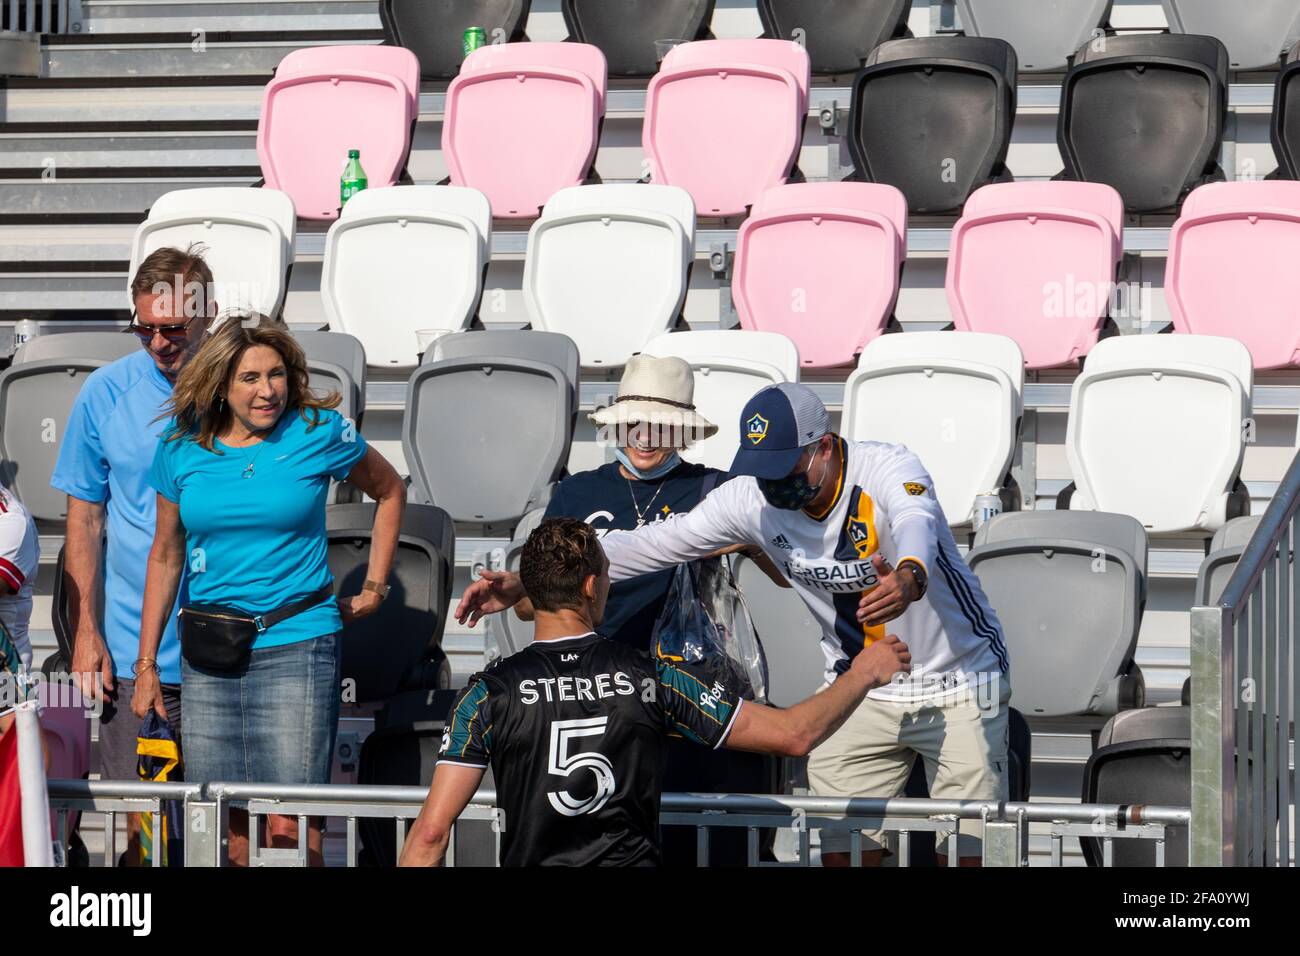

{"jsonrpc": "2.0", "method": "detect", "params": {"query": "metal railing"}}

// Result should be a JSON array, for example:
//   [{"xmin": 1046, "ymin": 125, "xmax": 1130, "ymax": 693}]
[
  {"xmin": 1191, "ymin": 451, "xmax": 1300, "ymax": 866},
  {"xmin": 47, "ymin": 780, "xmax": 204, "ymax": 867},
  {"xmin": 49, "ymin": 780, "xmax": 1188, "ymax": 868},
  {"xmin": 2, "ymin": 0, "xmax": 73, "ymax": 33}
]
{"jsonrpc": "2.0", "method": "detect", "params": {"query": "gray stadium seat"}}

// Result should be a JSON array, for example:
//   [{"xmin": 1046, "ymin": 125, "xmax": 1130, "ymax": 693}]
[
  {"xmin": 758, "ymin": 1, "xmax": 912, "ymax": 76},
  {"xmin": 424, "ymin": 327, "xmax": 580, "ymax": 391},
  {"xmin": 732, "ymin": 552, "xmax": 824, "ymax": 708},
  {"xmin": 956, "ymin": 0, "xmax": 1111, "ymax": 73},
  {"xmin": 425, "ymin": 327, "xmax": 580, "ymax": 431},
  {"xmin": 327, "ymin": 502, "xmax": 455, "ymax": 703},
  {"xmin": 13, "ymin": 332, "xmax": 138, "ymax": 366},
  {"xmin": 967, "ymin": 510, "xmax": 1147, "ymax": 717},
  {"xmin": 404, "ymin": 331, "xmax": 578, "ymax": 529},
  {"xmin": 1162, "ymin": 0, "xmax": 1300, "ymax": 72},
  {"xmin": 0, "ymin": 356, "xmax": 120, "ymax": 524},
  {"xmin": 1081, "ymin": 706, "xmax": 1190, "ymax": 866},
  {"xmin": 291, "ymin": 330, "xmax": 368, "ymax": 427},
  {"xmin": 485, "ymin": 506, "xmax": 547, "ymax": 658},
  {"xmin": 1195, "ymin": 515, "xmax": 1264, "ymax": 605}
]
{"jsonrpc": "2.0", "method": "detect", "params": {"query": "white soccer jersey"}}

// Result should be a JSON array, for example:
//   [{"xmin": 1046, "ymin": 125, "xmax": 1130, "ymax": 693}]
[
  {"xmin": 601, "ymin": 437, "xmax": 1009, "ymax": 702},
  {"xmin": 0, "ymin": 486, "xmax": 39, "ymax": 671}
]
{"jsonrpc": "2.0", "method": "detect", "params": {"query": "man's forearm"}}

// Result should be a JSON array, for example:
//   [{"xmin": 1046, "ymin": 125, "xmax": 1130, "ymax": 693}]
[
  {"xmin": 64, "ymin": 498, "xmax": 105, "ymax": 635},
  {"xmin": 602, "ymin": 521, "xmax": 745, "ymax": 582},
  {"xmin": 784, "ymin": 671, "xmax": 875, "ymax": 755},
  {"xmin": 399, "ymin": 822, "xmax": 449, "ymax": 867}
]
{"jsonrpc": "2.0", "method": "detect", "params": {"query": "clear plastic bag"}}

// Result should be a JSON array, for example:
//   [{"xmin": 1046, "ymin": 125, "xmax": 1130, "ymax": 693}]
[{"xmin": 651, "ymin": 559, "xmax": 768, "ymax": 704}]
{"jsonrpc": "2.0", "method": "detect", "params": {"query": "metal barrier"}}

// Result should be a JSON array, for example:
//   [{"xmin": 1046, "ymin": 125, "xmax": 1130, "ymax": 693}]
[
  {"xmin": 1, "ymin": 0, "xmax": 72, "ymax": 33},
  {"xmin": 47, "ymin": 779, "xmax": 204, "ymax": 867},
  {"xmin": 1191, "ymin": 452, "xmax": 1300, "ymax": 867},
  {"xmin": 1, "ymin": 0, "xmax": 75, "ymax": 76},
  {"xmin": 49, "ymin": 780, "xmax": 1188, "ymax": 867}
]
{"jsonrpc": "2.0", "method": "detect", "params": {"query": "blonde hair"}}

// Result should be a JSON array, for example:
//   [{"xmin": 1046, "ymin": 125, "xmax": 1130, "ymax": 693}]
[{"xmin": 162, "ymin": 317, "xmax": 340, "ymax": 451}]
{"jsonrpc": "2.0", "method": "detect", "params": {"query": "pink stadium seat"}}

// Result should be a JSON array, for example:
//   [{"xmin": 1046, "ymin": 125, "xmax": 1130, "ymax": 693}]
[
  {"xmin": 946, "ymin": 181, "xmax": 1124, "ymax": 369},
  {"xmin": 38, "ymin": 681, "xmax": 90, "ymax": 840},
  {"xmin": 443, "ymin": 42, "xmax": 607, "ymax": 219},
  {"xmin": 258, "ymin": 46, "xmax": 420, "ymax": 221},
  {"xmin": 1167, "ymin": 181, "xmax": 1300, "ymax": 369},
  {"xmin": 644, "ymin": 39, "xmax": 810, "ymax": 217},
  {"xmin": 733, "ymin": 182, "xmax": 907, "ymax": 369}
]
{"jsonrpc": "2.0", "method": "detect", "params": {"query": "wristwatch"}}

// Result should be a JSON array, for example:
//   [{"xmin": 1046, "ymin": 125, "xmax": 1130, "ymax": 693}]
[
  {"xmin": 897, "ymin": 560, "xmax": 928, "ymax": 599},
  {"xmin": 361, "ymin": 579, "xmax": 390, "ymax": 601}
]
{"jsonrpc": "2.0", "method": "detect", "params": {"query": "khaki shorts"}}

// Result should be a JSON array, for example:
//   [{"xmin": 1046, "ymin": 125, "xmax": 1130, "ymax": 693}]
[{"xmin": 807, "ymin": 679, "xmax": 1011, "ymax": 858}]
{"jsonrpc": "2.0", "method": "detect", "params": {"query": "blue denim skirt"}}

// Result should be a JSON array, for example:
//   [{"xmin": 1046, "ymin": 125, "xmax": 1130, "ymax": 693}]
[{"xmin": 181, "ymin": 633, "xmax": 341, "ymax": 785}]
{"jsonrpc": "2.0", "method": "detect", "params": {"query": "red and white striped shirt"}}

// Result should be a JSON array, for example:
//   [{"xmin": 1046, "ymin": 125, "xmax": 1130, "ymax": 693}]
[{"xmin": 0, "ymin": 487, "xmax": 38, "ymax": 670}]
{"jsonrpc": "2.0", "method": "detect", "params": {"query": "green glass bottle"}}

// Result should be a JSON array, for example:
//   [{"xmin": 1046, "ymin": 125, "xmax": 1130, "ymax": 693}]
[{"xmin": 340, "ymin": 148, "xmax": 368, "ymax": 206}]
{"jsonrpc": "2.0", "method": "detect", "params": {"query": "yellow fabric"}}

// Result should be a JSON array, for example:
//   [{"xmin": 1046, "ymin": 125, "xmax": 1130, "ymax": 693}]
[{"xmin": 845, "ymin": 489, "xmax": 885, "ymax": 647}]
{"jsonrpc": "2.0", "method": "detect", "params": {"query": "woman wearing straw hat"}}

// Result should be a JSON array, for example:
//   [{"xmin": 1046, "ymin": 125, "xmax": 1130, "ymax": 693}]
[
  {"xmin": 510, "ymin": 353, "xmax": 785, "ymax": 865},
  {"xmin": 523, "ymin": 353, "xmax": 784, "ymax": 647}
]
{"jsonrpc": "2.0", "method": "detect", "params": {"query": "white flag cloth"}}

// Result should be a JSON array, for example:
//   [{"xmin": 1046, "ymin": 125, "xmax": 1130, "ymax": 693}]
[{"xmin": 15, "ymin": 700, "xmax": 51, "ymax": 867}]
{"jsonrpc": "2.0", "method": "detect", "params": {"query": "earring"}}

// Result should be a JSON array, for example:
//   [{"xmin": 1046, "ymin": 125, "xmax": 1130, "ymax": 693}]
[{"xmin": 218, "ymin": 395, "xmax": 225, "ymax": 410}]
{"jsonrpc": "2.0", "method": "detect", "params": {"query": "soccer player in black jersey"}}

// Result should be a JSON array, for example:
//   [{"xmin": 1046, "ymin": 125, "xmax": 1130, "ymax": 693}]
[{"xmin": 399, "ymin": 518, "xmax": 910, "ymax": 867}]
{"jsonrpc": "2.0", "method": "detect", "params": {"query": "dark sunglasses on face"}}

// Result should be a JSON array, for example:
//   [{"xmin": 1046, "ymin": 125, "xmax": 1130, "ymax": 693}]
[{"xmin": 123, "ymin": 312, "xmax": 195, "ymax": 342}]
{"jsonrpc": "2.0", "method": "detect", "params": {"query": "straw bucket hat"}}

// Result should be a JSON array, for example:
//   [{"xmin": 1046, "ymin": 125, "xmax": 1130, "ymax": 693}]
[{"xmin": 588, "ymin": 353, "xmax": 718, "ymax": 442}]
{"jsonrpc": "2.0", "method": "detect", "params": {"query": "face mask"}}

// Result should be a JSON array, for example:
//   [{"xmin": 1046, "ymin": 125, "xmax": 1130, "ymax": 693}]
[
  {"xmin": 615, "ymin": 448, "xmax": 681, "ymax": 481},
  {"xmin": 758, "ymin": 447, "xmax": 827, "ymax": 511}
]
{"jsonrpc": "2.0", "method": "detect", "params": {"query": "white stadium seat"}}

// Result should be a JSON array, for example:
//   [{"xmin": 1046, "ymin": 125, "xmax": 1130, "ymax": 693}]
[
  {"xmin": 130, "ymin": 187, "xmax": 296, "ymax": 318},
  {"xmin": 642, "ymin": 330, "xmax": 799, "ymax": 471},
  {"xmin": 842, "ymin": 331, "xmax": 1024, "ymax": 526},
  {"xmin": 322, "ymin": 185, "xmax": 491, "ymax": 371},
  {"xmin": 1065, "ymin": 334, "xmax": 1252, "ymax": 534},
  {"xmin": 524, "ymin": 184, "xmax": 696, "ymax": 370}
]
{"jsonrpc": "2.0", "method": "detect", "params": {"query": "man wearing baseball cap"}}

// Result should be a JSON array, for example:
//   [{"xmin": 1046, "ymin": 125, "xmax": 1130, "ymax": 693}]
[{"xmin": 458, "ymin": 382, "xmax": 1011, "ymax": 866}]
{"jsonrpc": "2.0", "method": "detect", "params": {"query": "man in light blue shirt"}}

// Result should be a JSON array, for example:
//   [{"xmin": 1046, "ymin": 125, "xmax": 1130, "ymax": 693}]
[{"xmin": 51, "ymin": 244, "xmax": 216, "ymax": 794}]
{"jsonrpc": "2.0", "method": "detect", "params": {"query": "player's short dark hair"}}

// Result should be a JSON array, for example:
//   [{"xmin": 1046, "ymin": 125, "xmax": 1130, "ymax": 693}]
[{"xmin": 519, "ymin": 518, "xmax": 604, "ymax": 613}]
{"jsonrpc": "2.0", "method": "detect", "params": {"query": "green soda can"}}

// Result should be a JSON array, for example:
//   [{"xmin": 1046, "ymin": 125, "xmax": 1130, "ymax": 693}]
[
  {"xmin": 463, "ymin": 26, "xmax": 487, "ymax": 58},
  {"xmin": 340, "ymin": 148, "xmax": 367, "ymax": 206}
]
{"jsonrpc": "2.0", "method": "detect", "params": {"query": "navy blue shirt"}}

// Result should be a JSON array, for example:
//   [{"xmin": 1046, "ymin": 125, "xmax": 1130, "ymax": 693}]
[{"xmin": 544, "ymin": 461, "xmax": 726, "ymax": 650}]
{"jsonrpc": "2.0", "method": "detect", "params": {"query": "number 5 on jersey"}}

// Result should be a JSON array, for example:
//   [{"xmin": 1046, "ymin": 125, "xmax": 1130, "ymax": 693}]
[{"xmin": 547, "ymin": 717, "xmax": 616, "ymax": 816}]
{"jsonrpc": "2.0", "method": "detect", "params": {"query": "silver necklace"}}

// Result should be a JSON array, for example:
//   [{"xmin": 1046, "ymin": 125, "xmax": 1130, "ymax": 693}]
[
  {"xmin": 626, "ymin": 474, "xmax": 667, "ymax": 527},
  {"xmin": 228, "ymin": 432, "xmax": 270, "ymax": 479}
]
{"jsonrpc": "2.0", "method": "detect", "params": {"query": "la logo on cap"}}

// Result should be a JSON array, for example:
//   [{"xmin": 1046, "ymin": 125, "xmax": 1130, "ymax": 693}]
[{"xmin": 746, "ymin": 413, "xmax": 769, "ymax": 445}]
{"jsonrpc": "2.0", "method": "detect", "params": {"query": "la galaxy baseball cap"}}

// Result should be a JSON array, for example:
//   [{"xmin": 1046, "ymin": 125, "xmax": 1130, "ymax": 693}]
[{"xmin": 729, "ymin": 383, "xmax": 831, "ymax": 479}]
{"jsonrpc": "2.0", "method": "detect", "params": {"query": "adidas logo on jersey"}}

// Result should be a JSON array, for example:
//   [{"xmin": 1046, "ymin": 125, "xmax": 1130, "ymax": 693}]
[{"xmin": 771, "ymin": 534, "xmax": 793, "ymax": 550}]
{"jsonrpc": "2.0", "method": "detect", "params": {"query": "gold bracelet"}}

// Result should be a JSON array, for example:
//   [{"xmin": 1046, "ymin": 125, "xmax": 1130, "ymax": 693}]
[{"xmin": 132, "ymin": 659, "xmax": 159, "ymax": 676}]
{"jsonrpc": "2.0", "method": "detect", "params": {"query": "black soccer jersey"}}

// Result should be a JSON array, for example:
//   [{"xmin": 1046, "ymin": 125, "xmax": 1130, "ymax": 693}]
[{"xmin": 438, "ymin": 632, "xmax": 744, "ymax": 867}]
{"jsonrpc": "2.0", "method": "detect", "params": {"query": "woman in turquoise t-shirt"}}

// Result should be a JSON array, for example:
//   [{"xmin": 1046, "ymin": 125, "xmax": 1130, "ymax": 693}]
[{"xmin": 133, "ymin": 318, "xmax": 406, "ymax": 866}]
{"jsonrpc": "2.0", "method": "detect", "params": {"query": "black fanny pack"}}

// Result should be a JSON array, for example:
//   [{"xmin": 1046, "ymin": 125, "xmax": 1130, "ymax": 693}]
[{"xmin": 178, "ymin": 583, "xmax": 334, "ymax": 672}]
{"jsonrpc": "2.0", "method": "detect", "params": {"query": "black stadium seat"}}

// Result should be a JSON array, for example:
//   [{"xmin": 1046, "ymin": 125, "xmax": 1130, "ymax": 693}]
[
  {"xmin": 380, "ymin": 0, "xmax": 532, "ymax": 80},
  {"xmin": 328, "ymin": 503, "xmax": 456, "ymax": 703},
  {"xmin": 1081, "ymin": 707, "xmax": 1191, "ymax": 867},
  {"xmin": 1057, "ymin": 32, "xmax": 1229, "ymax": 213},
  {"xmin": 848, "ymin": 36, "xmax": 1017, "ymax": 214},
  {"xmin": 758, "ymin": 0, "xmax": 913, "ymax": 77},
  {"xmin": 562, "ymin": 0, "xmax": 714, "ymax": 78},
  {"xmin": 1272, "ymin": 41, "xmax": 1300, "ymax": 178}
]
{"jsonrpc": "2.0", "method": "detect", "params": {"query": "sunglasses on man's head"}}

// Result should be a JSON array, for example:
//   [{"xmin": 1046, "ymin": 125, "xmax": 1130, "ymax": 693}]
[{"xmin": 123, "ymin": 313, "xmax": 195, "ymax": 342}]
